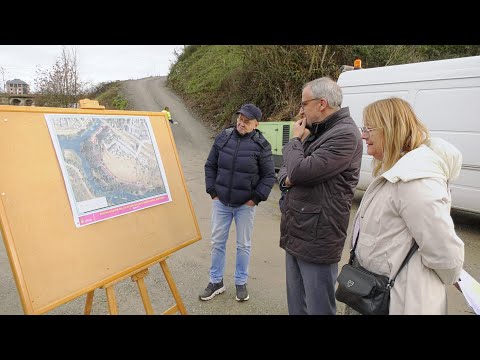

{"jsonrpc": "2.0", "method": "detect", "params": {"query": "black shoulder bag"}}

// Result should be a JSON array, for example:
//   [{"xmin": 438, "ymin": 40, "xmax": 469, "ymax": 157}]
[{"xmin": 335, "ymin": 232, "xmax": 418, "ymax": 315}]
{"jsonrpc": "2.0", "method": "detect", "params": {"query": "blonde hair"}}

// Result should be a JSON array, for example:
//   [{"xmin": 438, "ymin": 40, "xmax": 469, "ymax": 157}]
[{"xmin": 363, "ymin": 98, "xmax": 429, "ymax": 176}]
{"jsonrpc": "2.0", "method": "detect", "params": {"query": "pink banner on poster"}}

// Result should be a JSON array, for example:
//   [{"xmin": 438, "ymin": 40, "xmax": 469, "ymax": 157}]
[{"xmin": 78, "ymin": 195, "xmax": 170, "ymax": 226}]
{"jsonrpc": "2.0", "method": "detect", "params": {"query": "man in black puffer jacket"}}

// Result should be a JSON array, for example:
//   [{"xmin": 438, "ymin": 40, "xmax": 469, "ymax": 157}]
[{"xmin": 199, "ymin": 103, "xmax": 275, "ymax": 303}]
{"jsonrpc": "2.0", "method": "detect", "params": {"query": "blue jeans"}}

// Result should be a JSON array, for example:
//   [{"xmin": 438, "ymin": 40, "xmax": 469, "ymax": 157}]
[{"xmin": 209, "ymin": 200, "xmax": 256, "ymax": 285}]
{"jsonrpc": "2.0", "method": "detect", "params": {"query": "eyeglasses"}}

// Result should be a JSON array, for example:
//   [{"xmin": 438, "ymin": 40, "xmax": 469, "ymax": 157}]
[
  {"xmin": 300, "ymin": 98, "xmax": 319, "ymax": 109},
  {"xmin": 359, "ymin": 126, "xmax": 381, "ymax": 136}
]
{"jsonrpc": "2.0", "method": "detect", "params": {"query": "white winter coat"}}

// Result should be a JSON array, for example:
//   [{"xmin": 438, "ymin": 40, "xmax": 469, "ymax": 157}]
[{"xmin": 351, "ymin": 138, "xmax": 465, "ymax": 314}]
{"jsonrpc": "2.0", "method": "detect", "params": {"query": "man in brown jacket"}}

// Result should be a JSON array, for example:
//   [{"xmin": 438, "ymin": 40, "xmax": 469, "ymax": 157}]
[{"xmin": 277, "ymin": 77, "xmax": 362, "ymax": 315}]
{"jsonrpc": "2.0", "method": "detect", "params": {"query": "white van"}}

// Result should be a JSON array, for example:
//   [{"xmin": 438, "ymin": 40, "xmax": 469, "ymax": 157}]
[{"xmin": 337, "ymin": 56, "xmax": 480, "ymax": 214}]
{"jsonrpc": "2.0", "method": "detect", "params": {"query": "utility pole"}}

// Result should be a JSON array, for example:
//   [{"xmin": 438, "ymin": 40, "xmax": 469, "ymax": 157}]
[{"xmin": 0, "ymin": 67, "xmax": 5, "ymax": 93}]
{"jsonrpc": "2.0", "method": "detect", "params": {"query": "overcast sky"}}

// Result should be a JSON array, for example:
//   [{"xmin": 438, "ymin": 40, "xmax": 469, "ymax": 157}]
[{"xmin": 0, "ymin": 45, "xmax": 183, "ymax": 91}]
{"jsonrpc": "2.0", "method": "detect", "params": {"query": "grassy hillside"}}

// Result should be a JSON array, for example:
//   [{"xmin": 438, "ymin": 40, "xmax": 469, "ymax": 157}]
[
  {"xmin": 168, "ymin": 45, "xmax": 245, "ymax": 129},
  {"xmin": 167, "ymin": 45, "xmax": 480, "ymax": 130},
  {"xmin": 88, "ymin": 81, "xmax": 132, "ymax": 110}
]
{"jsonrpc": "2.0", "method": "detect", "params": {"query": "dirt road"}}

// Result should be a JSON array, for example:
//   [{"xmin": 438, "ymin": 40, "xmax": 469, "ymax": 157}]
[{"xmin": 0, "ymin": 76, "xmax": 477, "ymax": 315}]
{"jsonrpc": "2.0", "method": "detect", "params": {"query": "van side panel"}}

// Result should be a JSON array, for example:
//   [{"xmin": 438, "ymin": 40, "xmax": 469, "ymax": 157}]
[
  {"xmin": 414, "ymin": 85, "xmax": 480, "ymax": 214},
  {"xmin": 338, "ymin": 56, "xmax": 480, "ymax": 213},
  {"xmin": 343, "ymin": 91, "xmax": 409, "ymax": 127}
]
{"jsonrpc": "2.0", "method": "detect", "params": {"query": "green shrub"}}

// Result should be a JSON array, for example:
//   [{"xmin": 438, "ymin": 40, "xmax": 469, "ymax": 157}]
[{"xmin": 87, "ymin": 81, "xmax": 130, "ymax": 110}]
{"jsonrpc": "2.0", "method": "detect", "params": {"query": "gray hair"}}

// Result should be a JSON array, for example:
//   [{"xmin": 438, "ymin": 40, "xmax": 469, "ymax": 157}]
[{"xmin": 303, "ymin": 77, "xmax": 342, "ymax": 109}]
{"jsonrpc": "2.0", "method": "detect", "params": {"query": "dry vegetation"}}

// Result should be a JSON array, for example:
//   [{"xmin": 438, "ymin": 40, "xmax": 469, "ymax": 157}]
[{"xmin": 167, "ymin": 45, "xmax": 480, "ymax": 130}]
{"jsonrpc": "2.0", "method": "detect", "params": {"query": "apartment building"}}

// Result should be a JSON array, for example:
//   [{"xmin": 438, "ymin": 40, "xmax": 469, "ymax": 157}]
[{"xmin": 5, "ymin": 79, "xmax": 29, "ymax": 95}]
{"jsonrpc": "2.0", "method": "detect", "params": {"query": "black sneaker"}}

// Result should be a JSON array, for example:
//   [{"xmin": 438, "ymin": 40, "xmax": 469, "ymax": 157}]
[
  {"xmin": 199, "ymin": 280, "xmax": 225, "ymax": 301},
  {"xmin": 235, "ymin": 284, "xmax": 249, "ymax": 301}
]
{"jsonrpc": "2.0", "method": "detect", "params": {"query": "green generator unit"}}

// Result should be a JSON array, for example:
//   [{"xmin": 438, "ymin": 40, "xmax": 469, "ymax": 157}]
[{"xmin": 257, "ymin": 121, "xmax": 294, "ymax": 170}]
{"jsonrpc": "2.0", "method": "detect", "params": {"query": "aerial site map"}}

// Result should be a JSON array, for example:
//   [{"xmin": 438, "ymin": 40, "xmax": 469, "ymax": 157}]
[{"xmin": 45, "ymin": 114, "xmax": 171, "ymax": 227}]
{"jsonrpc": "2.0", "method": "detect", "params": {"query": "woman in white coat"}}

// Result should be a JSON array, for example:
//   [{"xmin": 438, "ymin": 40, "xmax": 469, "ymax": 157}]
[{"xmin": 346, "ymin": 97, "xmax": 464, "ymax": 315}]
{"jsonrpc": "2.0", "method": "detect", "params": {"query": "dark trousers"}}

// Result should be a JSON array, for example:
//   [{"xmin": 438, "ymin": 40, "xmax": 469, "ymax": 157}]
[{"xmin": 285, "ymin": 252, "xmax": 338, "ymax": 315}]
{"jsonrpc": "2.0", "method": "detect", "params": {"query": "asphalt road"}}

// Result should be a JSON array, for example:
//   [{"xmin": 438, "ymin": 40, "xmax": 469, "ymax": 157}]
[{"xmin": 0, "ymin": 76, "xmax": 478, "ymax": 315}]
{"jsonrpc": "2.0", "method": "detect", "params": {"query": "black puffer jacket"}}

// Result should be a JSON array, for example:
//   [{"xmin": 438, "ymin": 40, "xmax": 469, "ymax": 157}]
[
  {"xmin": 205, "ymin": 127, "xmax": 275, "ymax": 207},
  {"xmin": 278, "ymin": 108, "xmax": 363, "ymax": 264}
]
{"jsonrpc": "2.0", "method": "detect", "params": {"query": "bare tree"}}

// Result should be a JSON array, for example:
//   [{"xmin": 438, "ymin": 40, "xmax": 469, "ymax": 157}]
[{"xmin": 34, "ymin": 46, "xmax": 87, "ymax": 107}]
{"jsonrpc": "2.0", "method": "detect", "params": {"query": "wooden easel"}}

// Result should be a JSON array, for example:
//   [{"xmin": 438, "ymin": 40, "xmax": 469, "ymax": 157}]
[
  {"xmin": 78, "ymin": 100, "xmax": 187, "ymax": 315},
  {"xmin": 0, "ymin": 102, "xmax": 201, "ymax": 315},
  {"xmin": 84, "ymin": 257, "xmax": 187, "ymax": 315}
]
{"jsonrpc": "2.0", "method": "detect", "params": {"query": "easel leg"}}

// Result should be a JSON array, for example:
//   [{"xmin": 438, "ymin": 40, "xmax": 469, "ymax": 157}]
[
  {"xmin": 105, "ymin": 286, "xmax": 118, "ymax": 315},
  {"xmin": 84, "ymin": 290, "xmax": 94, "ymax": 315},
  {"xmin": 131, "ymin": 269, "xmax": 154, "ymax": 314},
  {"xmin": 160, "ymin": 259, "xmax": 187, "ymax": 315}
]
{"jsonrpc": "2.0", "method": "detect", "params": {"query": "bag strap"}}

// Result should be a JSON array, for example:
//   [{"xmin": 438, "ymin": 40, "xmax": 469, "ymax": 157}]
[
  {"xmin": 348, "ymin": 230, "xmax": 360, "ymax": 264},
  {"xmin": 349, "ymin": 230, "xmax": 419, "ymax": 289},
  {"xmin": 389, "ymin": 241, "xmax": 419, "ymax": 288}
]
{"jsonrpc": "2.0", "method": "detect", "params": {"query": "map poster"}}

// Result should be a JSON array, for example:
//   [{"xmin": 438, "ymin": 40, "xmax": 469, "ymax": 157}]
[{"xmin": 45, "ymin": 114, "xmax": 172, "ymax": 227}]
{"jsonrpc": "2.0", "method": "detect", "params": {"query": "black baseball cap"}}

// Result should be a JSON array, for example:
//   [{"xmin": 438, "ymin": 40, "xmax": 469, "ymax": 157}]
[{"xmin": 236, "ymin": 103, "xmax": 262, "ymax": 121}]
